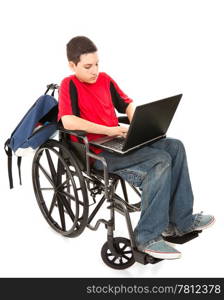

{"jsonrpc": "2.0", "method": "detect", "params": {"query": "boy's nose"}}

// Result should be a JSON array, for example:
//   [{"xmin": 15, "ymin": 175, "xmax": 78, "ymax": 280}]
[
  {"xmin": 91, "ymin": 65, "xmax": 98, "ymax": 74},
  {"xmin": 91, "ymin": 71, "xmax": 98, "ymax": 77}
]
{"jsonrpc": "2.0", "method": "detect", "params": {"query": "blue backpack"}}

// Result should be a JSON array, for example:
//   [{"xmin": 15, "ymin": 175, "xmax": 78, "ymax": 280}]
[{"xmin": 4, "ymin": 84, "xmax": 59, "ymax": 189}]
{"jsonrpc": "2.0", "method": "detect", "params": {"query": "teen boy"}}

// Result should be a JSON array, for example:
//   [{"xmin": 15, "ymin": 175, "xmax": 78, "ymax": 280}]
[{"xmin": 58, "ymin": 36, "xmax": 215, "ymax": 260}]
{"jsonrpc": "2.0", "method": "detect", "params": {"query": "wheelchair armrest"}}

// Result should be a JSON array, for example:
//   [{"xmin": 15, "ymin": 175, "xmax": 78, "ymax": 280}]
[
  {"xmin": 58, "ymin": 125, "xmax": 87, "ymax": 139},
  {"xmin": 118, "ymin": 116, "xmax": 130, "ymax": 124}
]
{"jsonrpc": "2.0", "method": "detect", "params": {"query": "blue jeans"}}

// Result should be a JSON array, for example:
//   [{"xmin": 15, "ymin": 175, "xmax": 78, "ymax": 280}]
[{"xmin": 93, "ymin": 138, "xmax": 194, "ymax": 246}]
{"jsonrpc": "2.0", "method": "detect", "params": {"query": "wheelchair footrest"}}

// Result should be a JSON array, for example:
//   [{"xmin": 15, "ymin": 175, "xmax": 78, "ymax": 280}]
[
  {"xmin": 132, "ymin": 249, "xmax": 163, "ymax": 265},
  {"xmin": 163, "ymin": 230, "xmax": 202, "ymax": 244}
]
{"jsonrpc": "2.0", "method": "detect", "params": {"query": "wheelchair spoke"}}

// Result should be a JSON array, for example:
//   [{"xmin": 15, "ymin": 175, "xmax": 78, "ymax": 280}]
[
  {"xmin": 77, "ymin": 199, "xmax": 85, "ymax": 206},
  {"xmin": 59, "ymin": 190, "xmax": 84, "ymax": 207},
  {"xmin": 37, "ymin": 162, "xmax": 54, "ymax": 186},
  {"xmin": 59, "ymin": 191, "xmax": 77, "ymax": 203},
  {"xmin": 49, "ymin": 193, "xmax": 57, "ymax": 216},
  {"xmin": 56, "ymin": 180, "xmax": 68, "ymax": 191},
  {"xmin": 60, "ymin": 177, "xmax": 83, "ymax": 206},
  {"xmin": 120, "ymin": 244, "xmax": 128, "ymax": 251},
  {"xmin": 57, "ymin": 195, "xmax": 66, "ymax": 230},
  {"xmin": 57, "ymin": 177, "xmax": 73, "ymax": 190},
  {"xmin": 111, "ymin": 257, "xmax": 117, "ymax": 263},
  {"xmin": 57, "ymin": 177, "xmax": 81, "ymax": 194},
  {"xmin": 57, "ymin": 193, "xmax": 75, "ymax": 222},
  {"xmin": 123, "ymin": 250, "xmax": 132, "ymax": 254},
  {"xmin": 45, "ymin": 149, "xmax": 57, "ymax": 182},
  {"xmin": 122, "ymin": 255, "xmax": 130, "ymax": 261}
]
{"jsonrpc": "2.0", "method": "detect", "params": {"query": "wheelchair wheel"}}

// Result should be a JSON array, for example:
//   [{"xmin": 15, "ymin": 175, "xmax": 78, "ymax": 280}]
[
  {"xmin": 32, "ymin": 139, "xmax": 89, "ymax": 237},
  {"xmin": 101, "ymin": 237, "xmax": 135, "ymax": 269}
]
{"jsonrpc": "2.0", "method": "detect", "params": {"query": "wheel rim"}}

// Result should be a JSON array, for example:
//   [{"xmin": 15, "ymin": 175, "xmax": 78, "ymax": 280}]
[
  {"xmin": 32, "ymin": 140, "xmax": 88, "ymax": 237},
  {"xmin": 101, "ymin": 237, "xmax": 135, "ymax": 269}
]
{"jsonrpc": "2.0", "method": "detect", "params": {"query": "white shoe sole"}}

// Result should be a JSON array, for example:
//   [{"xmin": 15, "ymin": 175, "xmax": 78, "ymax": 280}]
[
  {"xmin": 143, "ymin": 249, "xmax": 182, "ymax": 260},
  {"xmin": 195, "ymin": 216, "xmax": 215, "ymax": 231}
]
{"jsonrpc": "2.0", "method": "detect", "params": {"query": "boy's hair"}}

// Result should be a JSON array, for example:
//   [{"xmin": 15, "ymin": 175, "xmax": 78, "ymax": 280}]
[{"xmin": 66, "ymin": 36, "xmax": 97, "ymax": 65}]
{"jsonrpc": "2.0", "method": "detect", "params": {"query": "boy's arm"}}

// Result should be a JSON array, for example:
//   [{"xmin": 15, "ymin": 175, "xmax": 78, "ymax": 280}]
[
  {"xmin": 107, "ymin": 74, "xmax": 135, "ymax": 122},
  {"xmin": 61, "ymin": 115, "xmax": 128, "ymax": 137},
  {"xmin": 125, "ymin": 102, "xmax": 136, "ymax": 122}
]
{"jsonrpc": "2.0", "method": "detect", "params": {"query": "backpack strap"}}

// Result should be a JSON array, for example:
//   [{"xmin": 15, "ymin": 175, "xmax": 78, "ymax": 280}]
[
  {"xmin": 4, "ymin": 139, "xmax": 14, "ymax": 189},
  {"xmin": 45, "ymin": 84, "xmax": 59, "ymax": 96},
  {"xmin": 17, "ymin": 156, "xmax": 22, "ymax": 185},
  {"xmin": 4, "ymin": 139, "xmax": 22, "ymax": 189}
]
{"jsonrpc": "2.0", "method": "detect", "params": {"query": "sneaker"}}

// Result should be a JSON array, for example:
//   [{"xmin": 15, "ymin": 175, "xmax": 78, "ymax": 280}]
[
  {"xmin": 137, "ymin": 237, "xmax": 181, "ymax": 259},
  {"xmin": 162, "ymin": 212, "xmax": 215, "ymax": 237},
  {"xmin": 191, "ymin": 213, "xmax": 215, "ymax": 231}
]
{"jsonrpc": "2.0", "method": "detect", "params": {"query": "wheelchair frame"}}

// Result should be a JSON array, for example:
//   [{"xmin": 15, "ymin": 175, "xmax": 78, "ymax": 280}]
[{"xmin": 32, "ymin": 84, "xmax": 201, "ymax": 269}]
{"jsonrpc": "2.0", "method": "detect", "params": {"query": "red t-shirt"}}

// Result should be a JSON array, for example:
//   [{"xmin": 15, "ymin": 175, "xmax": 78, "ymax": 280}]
[{"xmin": 58, "ymin": 72, "xmax": 133, "ymax": 154}]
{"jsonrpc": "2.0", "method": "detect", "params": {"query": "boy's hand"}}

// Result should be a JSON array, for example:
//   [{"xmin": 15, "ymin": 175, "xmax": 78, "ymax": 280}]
[{"xmin": 106, "ymin": 126, "xmax": 128, "ymax": 137}]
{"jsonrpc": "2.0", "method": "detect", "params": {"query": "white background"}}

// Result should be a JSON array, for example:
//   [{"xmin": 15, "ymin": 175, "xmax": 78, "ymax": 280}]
[{"xmin": 0, "ymin": 0, "xmax": 224, "ymax": 278}]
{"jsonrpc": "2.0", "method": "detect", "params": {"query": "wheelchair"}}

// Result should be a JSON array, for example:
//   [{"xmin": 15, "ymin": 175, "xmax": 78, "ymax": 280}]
[{"xmin": 32, "ymin": 84, "xmax": 201, "ymax": 269}]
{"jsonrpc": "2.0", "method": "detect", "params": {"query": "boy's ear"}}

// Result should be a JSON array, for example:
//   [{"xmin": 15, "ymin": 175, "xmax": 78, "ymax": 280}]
[{"xmin": 68, "ymin": 61, "xmax": 76, "ymax": 71}]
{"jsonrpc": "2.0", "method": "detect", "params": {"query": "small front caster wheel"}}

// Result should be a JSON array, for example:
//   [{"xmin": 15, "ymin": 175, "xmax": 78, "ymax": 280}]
[{"xmin": 101, "ymin": 237, "xmax": 135, "ymax": 269}]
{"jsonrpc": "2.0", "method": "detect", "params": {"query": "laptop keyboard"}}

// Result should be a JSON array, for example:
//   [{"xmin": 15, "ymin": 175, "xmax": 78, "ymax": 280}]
[{"xmin": 102, "ymin": 136, "xmax": 126, "ymax": 151}]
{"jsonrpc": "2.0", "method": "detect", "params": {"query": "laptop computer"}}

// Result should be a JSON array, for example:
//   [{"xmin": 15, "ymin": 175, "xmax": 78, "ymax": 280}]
[{"xmin": 90, "ymin": 94, "xmax": 182, "ymax": 154}]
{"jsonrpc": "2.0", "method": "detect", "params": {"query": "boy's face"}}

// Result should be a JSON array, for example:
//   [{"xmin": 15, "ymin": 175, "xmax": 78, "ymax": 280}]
[{"xmin": 69, "ymin": 52, "xmax": 99, "ymax": 84}]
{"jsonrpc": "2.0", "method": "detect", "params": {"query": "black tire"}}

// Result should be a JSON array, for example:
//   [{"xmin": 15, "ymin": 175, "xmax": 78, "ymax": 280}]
[
  {"xmin": 32, "ymin": 139, "xmax": 89, "ymax": 237},
  {"xmin": 101, "ymin": 237, "xmax": 135, "ymax": 269}
]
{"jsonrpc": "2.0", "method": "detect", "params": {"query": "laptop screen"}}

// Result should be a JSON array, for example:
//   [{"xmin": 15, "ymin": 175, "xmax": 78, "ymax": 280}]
[{"xmin": 123, "ymin": 94, "xmax": 182, "ymax": 151}]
